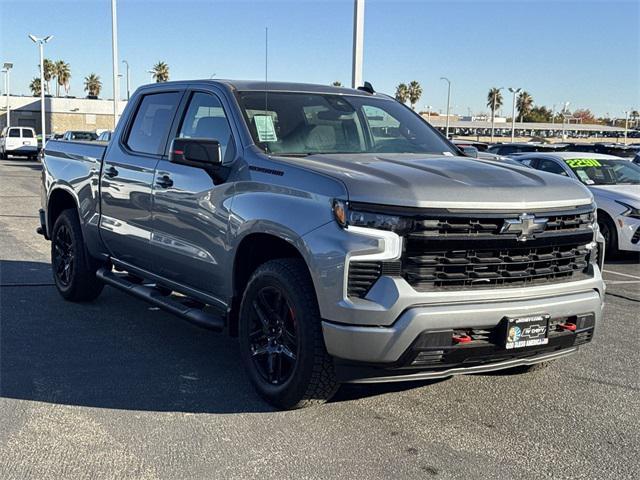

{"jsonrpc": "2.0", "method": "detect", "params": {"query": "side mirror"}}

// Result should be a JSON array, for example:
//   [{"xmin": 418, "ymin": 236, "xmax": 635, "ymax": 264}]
[
  {"xmin": 460, "ymin": 146, "xmax": 479, "ymax": 158},
  {"xmin": 170, "ymin": 138, "xmax": 222, "ymax": 170}
]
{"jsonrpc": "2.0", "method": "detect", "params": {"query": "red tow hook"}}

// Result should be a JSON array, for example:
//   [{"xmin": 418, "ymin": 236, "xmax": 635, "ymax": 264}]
[
  {"xmin": 558, "ymin": 323, "xmax": 577, "ymax": 332},
  {"xmin": 452, "ymin": 334, "xmax": 472, "ymax": 344}
]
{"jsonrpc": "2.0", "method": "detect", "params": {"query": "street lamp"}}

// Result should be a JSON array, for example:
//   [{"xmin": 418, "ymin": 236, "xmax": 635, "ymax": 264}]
[
  {"xmin": 121, "ymin": 60, "xmax": 130, "ymax": 101},
  {"xmin": 2, "ymin": 63, "xmax": 13, "ymax": 128},
  {"xmin": 508, "ymin": 87, "xmax": 521, "ymax": 142},
  {"xmin": 28, "ymin": 34, "xmax": 53, "ymax": 145},
  {"xmin": 425, "ymin": 105, "xmax": 432, "ymax": 121},
  {"xmin": 146, "ymin": 70, "xmax": 155, "ymax": 82},
  {"xmin": 440, "ymin": 77, "xmax": 451, "ymax": 138},
  {"xmin": 490, "ymin": 87, "xmax": 504, "ymax": 143},
  {"xmin": 111, "ymin": 0, "xmax": 120, "ymax": 126},
  {"xmin": 624, "ymin": 110, "xmax": 630, "ymax": 144}
]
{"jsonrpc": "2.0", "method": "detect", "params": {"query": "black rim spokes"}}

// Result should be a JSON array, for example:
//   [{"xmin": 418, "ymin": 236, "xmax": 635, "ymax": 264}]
[
  {"xmin": 250, "ymin": 286, "xmax": 298, "ymax": 385},
  {"xmin": 54, "ymin": 225, "xmax": 74, "ymax": 286}
]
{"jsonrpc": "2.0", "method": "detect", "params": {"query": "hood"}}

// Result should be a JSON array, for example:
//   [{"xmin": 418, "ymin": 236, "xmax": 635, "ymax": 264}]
[
  {"xmin": 589, "ymin": 185, "xmax": 640, "ymax": 206},
  {"xmin": 276, "ymin": 153, "xmax": 593, "ymax": 210}
]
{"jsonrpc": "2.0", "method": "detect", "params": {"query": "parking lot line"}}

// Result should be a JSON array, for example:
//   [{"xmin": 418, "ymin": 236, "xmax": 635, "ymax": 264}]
[
  {"xmin": 603, "ymin": 269, "xmax": 640, "ymax": 280},
  {"xmin": 605, "ymin": 280, "xmax": 640, "ymax": 284}
]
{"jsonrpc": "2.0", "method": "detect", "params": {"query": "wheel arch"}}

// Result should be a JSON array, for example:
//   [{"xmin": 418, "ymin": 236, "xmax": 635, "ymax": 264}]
[
  {"xmin": 228, "ymin": 232, "xmax": 313, "ymax": 336},
  {"xmin": 47, "ymin": 187, "xmax": 80, "ymax": 232}
]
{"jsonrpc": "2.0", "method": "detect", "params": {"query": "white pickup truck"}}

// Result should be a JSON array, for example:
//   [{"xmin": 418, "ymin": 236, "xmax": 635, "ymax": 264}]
[{"xmin": 0, "ymin": 126, "xmax": 39, "ymax": 160}]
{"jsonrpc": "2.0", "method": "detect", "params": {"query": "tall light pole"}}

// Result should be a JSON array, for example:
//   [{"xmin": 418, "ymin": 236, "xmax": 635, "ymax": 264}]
[
  {"xmin": 28, "ymin": 35, "xmax": 52, "ymax": 145},
  {"xmin": 351, "ymin": 0, "xmax": 365, "ymax": 88},
  {"xmin": 121, "ymin": 60, "xmax": 130, "ymax": 101},
  {"xmin": 561, "ymin": 101, "xmax": 570, "ymax": 140},
  {"xmin": 147, "ymin": 69, "xmax": 155, "ymax": 82},
  {"xmin": 490, "ymin": 87, "xmax": 503, "ymax": 143},
  {"xmin": 508, "ymin": 87, "xmax": 521, "ymax": 142},
  {"xmin": 111, "ymin": 0, "xmax": 120, "ymax": 127},
  {"xmin": 440, "ymin": 77, "xmax": 451, "ymax": 138},
  {"xmin": 2, "ymin": 63, "xmax": 12, "ymax": 128},
  {"xmin": 426, "ymin": 105, "xmax": 432, "ymax": 121}
]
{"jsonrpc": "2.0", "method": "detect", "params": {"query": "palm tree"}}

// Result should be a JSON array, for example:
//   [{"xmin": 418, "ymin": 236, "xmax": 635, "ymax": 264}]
[
  {"xmin": 151, "ymin": 61, "xmax": 170, "ymax": 82},
  {"xmin": 486, "ymin": 87, "xmax": 503, "ymax": 120},
  {"xmin": 631, "ymin": 110, "xmax": 640, "ymax": 128},
  {"xmin": 53, "ymin": 60, "xmax": 71, "ymax": 96},
  {"xmin": 84, "ymin": 73, "xmax": 102, "ymax": 97},
  {"xmin": 331, "ymin": 81, "xmax": 342, "ymax": 87},
  {"xmin": 516, "ymin": 91, "xmax": 533, "ymax": 122},
  {"xmin": 395, "ymin": 83, "xmax": 409, "ymax": 104},
  {"xmin": 407, "ymin": 80, "xmax": 423, "ymax": 110},
  {"xmin": 43, "ymin": 59, "xmax": 54, "ymax": 94},
  {"xmin": 29, "ymin": 77, "xmax": 42, "ymax": 96}
]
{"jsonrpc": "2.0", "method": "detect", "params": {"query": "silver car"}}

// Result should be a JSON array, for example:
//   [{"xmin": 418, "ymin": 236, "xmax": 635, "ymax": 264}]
[{"xmin": 516, "ymin": 152, "xmax": 640, "ymax": 255}]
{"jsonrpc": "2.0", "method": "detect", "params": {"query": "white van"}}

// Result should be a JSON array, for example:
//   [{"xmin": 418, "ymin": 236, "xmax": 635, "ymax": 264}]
[{"xmin": 0, "ymin": 127, "xmax": 39, "ymax": 160}]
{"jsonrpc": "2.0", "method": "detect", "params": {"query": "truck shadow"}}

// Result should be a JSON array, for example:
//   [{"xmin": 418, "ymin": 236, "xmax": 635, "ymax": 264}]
[{"xmin": 0, "ymin": 260, "xmax": 429, "ymax": 414}]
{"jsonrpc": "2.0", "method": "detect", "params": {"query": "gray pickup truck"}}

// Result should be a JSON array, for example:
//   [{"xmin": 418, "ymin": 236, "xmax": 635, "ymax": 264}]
[{"xmin": 39, "ymin": 80, "xmax": 605, "ymax": 409}]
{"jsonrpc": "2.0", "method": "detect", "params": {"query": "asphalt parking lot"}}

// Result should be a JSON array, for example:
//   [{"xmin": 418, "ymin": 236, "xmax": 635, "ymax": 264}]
[{"xmin": 1, "ymin": 156, "xmax": 639, "ymax": 480}]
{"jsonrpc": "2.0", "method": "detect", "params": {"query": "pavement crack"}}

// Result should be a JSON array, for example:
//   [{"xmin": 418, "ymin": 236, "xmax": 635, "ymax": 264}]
[{"xmin": 605, "ymin": 292, "xmax": 640, "ymax": 303}]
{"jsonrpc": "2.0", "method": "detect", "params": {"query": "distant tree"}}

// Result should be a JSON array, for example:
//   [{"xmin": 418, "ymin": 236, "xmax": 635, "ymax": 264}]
[
  {"xmin": 486, "ymin": 87, "xmax": 503, "ymax": 120},
  {"xmin": 407, "ymin": 80, "xmax": 423, "ymax": 110},
  {"xmin": 516, "ymin": 91, "xmax": 533, "ymax": 122},
  {"xmin": 631, "ymin": 110, "xmax": 639, "ymax": 128},
  {"xmin": 84, "ymin": 73, "xmax": 102, "ymax": 97},
  {"xmin": 53, "ymin": 60, "xmax": 71, "ymax": 96},
  {"xmin": 43, "ymin": 58, "xmax": 54, "ymax": 94},
  {"xmin": 395, "ymin": 83, "xmax": 409, "ymax": 104},
  {"xmin": 572, "ymin": 109, "xmax": 596, "ymax": 124},
  {"xmin": 331, "ymin": 80, "xmax": 342, "ymax": 87},
  {"xmin": 29, "ymin": 77, "xmax": 42, "ymax": 96},
  {"xmin": 523, "ymin": 106, "xmax": 553, "ymax": 123},
  {"xmin": 151, "ymin": 61, "xmax": 170, "ymax": 82}
]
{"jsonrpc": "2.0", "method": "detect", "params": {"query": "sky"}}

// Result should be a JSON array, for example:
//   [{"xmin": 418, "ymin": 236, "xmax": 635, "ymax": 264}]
[{"xmin": 0, "ymin": 0, "xmax": 638, "ymax": 117}]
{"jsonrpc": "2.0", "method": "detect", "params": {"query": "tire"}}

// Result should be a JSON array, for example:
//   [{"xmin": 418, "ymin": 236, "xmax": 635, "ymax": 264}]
[
  {"xmin": 51, "ymin": 209, "xmax": 104, "ymax": 302},
  {"xmin": 238, "ymin": 258, "xmax": 338, "ymax": 409},
  {"xmin": 597, "ymin": 212, "xmax": 618, "ymax": 258}
]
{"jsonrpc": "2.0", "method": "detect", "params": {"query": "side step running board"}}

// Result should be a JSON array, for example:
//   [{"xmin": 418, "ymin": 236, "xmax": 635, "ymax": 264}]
[{"xmin": 96, "ymin": 268, "xmax": 225, "ymax": 331}]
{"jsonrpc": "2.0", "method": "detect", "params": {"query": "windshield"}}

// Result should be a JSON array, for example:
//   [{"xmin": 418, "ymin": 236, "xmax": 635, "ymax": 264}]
[
  {"xmin": 236, "ymin": 92, "xmax": 457, "ymax": 156},
  {"xmin": 565, "ymin": 158, "xmax": 640, "ymax": 185}
]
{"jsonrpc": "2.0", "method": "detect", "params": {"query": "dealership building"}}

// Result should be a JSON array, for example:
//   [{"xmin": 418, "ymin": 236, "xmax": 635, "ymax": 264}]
[{"xmin": 0, "ymin": 95, "xmax": 127, "ymax": 134}]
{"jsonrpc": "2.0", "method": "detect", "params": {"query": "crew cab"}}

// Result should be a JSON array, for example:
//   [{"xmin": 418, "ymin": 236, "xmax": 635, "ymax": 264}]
[
  {"xmin": 0, "ymin": 126, "xmax": 38, "ymax": 159},
  {"xmin": 39, "ymin": 80, "xmax": 606, "ymax": 409}
]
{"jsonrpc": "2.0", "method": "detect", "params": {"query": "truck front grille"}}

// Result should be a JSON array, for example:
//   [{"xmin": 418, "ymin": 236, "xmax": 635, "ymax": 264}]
[
  {"xmin": 402, "ymin": 242, "xmax": 591, "ymax": 291},
  {"xmin": 345, "ymin": 204, "xmax": 596, "ymax": 298}
]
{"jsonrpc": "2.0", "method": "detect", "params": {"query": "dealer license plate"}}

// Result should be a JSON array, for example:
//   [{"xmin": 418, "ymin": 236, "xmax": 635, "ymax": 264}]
[{"xmin": 504, "ymin": 314, "xmax": 550, "ymax": 350}]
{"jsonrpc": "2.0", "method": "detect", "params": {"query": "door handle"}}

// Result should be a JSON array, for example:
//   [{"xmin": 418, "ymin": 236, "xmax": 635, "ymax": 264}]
[
  {"xmin": 156, "ymin": 174, "xmax": 174, "ymax": 189},
  {"xmin": 104, "ymin": 165, "xmax": 119, "ymax": 178}
]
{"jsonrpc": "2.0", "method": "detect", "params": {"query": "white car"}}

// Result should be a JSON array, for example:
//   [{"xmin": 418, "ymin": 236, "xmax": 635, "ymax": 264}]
[
  {"xmin": 0, "ymin": 127, "xmax": 39, "ymax": 160},
  {"xmin": 515, "ymin": 152, "xmax": 640, "ymax": 255}
]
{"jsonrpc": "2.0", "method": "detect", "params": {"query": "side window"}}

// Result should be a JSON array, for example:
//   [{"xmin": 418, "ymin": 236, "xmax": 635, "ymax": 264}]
[
  {"xmin": 519, "ymin": 158, "xmax": 534, "ymax": 167},
  {"xmin": 126, "ymin": 92, "xmax": 181, "ymax": 155},
  {"xmin": 178, "ymin": 92, "xmax": 235, "ymax": 162},
  {"xmin": 362, "ymin": 105, "xmax": 401, "ymax": 143},
  {"xmin": 9, "ymin": 128, "xmax": 21, "ymax": 138},
  {"xmin": 537, "ymin": 159, "xmax": 568, "ymax": 176}
]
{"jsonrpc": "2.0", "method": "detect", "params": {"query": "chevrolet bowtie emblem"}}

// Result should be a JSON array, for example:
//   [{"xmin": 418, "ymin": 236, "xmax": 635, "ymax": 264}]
[{"xmin": 500, "ymin": 213, "xmax": 548, "ymax": 241}]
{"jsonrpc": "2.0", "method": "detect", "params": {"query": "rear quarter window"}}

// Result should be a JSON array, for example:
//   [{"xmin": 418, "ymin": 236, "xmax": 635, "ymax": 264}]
[
  {"xmin": 22, "ymin": 129, "xmax": 35, "ymax": 138},
  {"xmin": 126, "ymin": 91, "xmax": 181, "ymax": 155}
]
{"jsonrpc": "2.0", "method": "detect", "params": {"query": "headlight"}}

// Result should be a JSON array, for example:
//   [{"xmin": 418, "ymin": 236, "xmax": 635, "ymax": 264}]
[
  {"xmin": 615, "ymin": 201, "xmax": 640, "ymax": 219},
  {"xmin": 333, "ymin": 200, "xmax": 411, "ymax": 231}
]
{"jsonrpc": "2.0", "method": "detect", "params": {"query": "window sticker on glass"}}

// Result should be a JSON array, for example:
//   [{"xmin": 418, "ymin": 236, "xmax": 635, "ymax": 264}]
[
  {"xmin": 576, "ymin": 170, "xmax": 595, "ymax": 184},
  {"xmin": 254, "ymin": 115, "xmax": 277, "ymax": 142},
  {"xmin": 566, "ymin": 158, "xmax": 601, "ymax": 168}
]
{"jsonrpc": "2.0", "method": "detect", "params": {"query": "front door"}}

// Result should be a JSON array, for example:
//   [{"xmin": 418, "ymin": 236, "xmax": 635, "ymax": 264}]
[
  {"xmin": 100, "ymin": 90, "xmax": 183, "ymax": 271},
  {"xmin": 151, "ymin": 90, "xmax": 237, "ymax": 301}
]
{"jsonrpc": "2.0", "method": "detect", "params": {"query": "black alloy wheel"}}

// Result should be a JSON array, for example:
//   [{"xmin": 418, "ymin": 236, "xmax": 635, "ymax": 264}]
[
  {"xmin": 248, "ymin": 285, "xmax": 299, "ymax": 385},
  {"xmin": 53, "ymin": 223, "xmax": 74, "ymax": 287}
]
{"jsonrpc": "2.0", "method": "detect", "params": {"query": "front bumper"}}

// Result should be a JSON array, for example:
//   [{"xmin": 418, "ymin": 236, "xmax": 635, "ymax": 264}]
[{"xmin": 322, "ymin": 288, "xmax": 602, "ymax": 382}]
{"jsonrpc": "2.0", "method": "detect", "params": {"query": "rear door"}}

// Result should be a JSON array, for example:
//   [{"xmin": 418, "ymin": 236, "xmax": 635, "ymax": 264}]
[
  {"xmin": 99, "ymin": 89, "xmax": 184, "ymax": 271},
  {"xmin": 6, "ymin": 127, "xmax": 22, "ymax": 151},
  {"xmin": 150, "ymin": 89, "xmax": 238, "ymax": 301}
]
